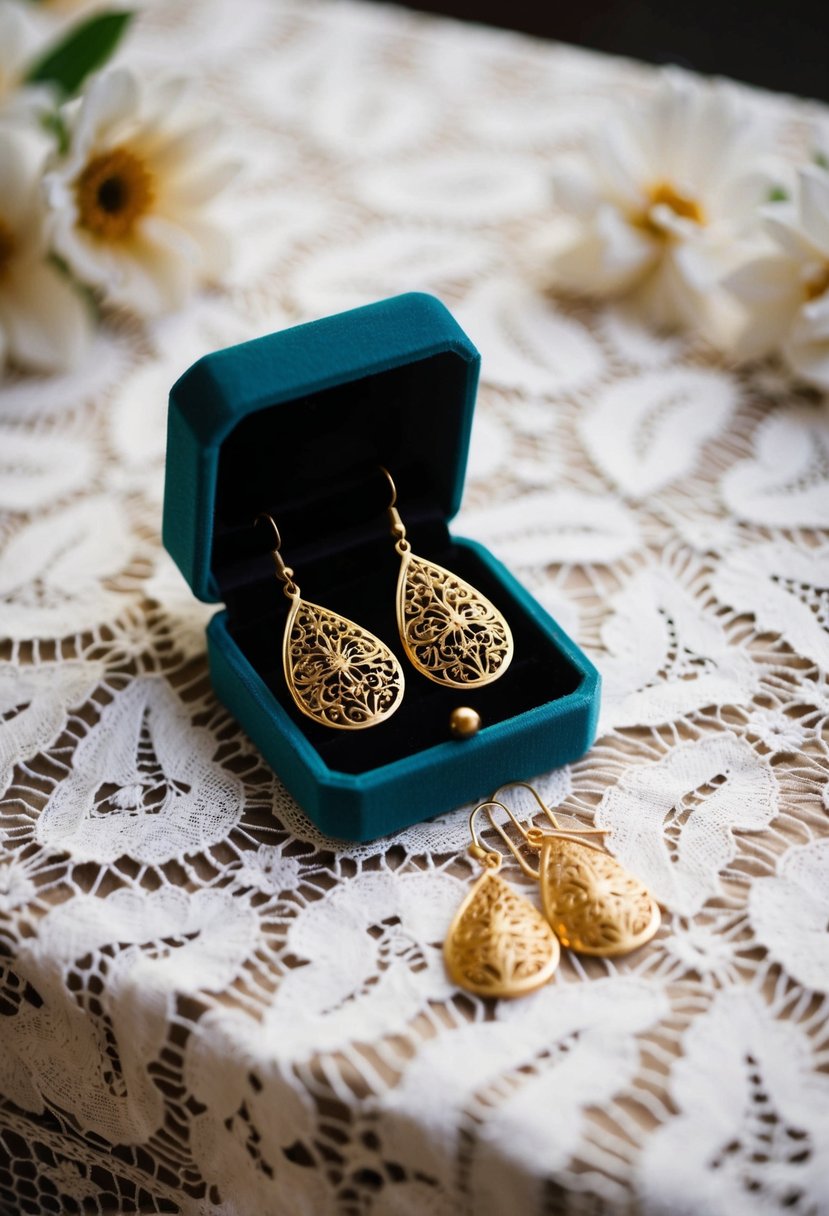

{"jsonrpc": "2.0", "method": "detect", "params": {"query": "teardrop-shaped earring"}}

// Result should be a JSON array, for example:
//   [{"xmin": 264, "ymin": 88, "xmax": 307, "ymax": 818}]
[
  {"xmin": 380, "ymin": 467, "xmax": 513, "ymax": 688},
  {"xmin": 256, "ymin": 513, "xmax": 404, "ymax": 730},
  {"xmin": 444, "ymin": 800, "xmax": 560, "ymax": 998},
  {"xmin": 490, "ymin": 782, "xmax": 661, "ymax": 957}
]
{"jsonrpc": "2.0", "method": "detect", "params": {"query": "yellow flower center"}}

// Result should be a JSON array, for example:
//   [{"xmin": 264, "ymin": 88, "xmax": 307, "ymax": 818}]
[
  {"xmin": 76, "ymin": 146, "xmax": 154, "ymax": 241},
  {"xmin": 805, "ymin": 262, "xmax": 829, "ymax": 302},
  {"xmin": 0, "ymin": 218, "xmax": 14, "ymax": 280},
  {"xmin": 635, "ymin": 181, "xmax": 707, "ymax": 237}
]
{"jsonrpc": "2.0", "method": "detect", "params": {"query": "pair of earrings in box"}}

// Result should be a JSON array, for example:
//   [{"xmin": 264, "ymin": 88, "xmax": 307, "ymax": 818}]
[
  {"xmin": 257, "ymin": 468, "xmax": 513, "ymax": 731},
  {"xmin": 445, "ymin": 783, "xmax": 661, "ymax": 999}
]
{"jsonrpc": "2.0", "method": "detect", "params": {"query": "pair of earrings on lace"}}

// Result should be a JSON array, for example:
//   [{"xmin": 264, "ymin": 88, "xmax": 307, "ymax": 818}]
[
  {"xmin": 444, "ymin": 783, "xmax": 661, "ymax": 999},
  {"xmin": 256, "ymin": 468, "xmax": 513, "ymax": 731}
]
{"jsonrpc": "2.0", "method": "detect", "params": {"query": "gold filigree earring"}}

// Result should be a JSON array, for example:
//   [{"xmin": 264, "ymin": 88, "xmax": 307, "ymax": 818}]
[
  {"xmin": 256, "ymin": 513, "xmax": 405, "ymax": 730},
  {"xmin": 491, "ymin": 782, "xmax": 661, "ymax": 956},
  {"xmin": 381, "ymin": 467, "xmax": 513, "ymax": 687},
  {"xmin": 444, "ymin": 800, "xmax": 560, "ymax": 998}
]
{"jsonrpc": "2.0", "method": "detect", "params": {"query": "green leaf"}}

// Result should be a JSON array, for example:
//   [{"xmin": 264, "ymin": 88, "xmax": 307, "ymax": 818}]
[
  {"xmin": 25, "ymin": 11, "xmax": 134, "ymax": 97},
  {"xmin": 815, "ymin": 151, "xmax": 829, "ymax": 170},
  {"xmin": 767, "ymin": 185, "xmax": 789, "ymax": 203}
]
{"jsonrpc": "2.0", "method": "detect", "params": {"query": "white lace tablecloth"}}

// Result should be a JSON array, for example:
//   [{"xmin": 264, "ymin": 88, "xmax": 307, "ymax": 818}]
[{"xmin": 2, "ymin": 1, "xmax": 829, "ymax": 1212}]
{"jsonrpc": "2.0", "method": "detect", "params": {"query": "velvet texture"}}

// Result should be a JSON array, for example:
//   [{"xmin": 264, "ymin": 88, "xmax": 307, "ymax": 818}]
[{"xmin": 163, "ymin": 293, "xmax": 601, "ymax": 839}]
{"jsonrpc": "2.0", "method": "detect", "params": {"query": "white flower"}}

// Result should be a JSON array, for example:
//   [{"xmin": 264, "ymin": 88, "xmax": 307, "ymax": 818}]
[
  {"xmin": 548, "ymin": 71, "xmax": 775, "ymax": 340},
  {"xmin": 725, "ymin": 165, "xmax": 829, "ymax": 389},
  {"xmin": 0, "ymin": 127, "xmax": 90, "ymax": 373},
  {"xmin": 45, "ymin": 67, "xmax": 237, "ymax": 316},
  {"xmin": 746, "ymin": 706, "xmax": 807, "ymax": 754}
]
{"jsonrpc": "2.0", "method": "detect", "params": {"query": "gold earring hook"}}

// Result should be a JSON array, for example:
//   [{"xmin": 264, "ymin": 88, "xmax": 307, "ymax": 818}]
[
  {"xmin": 254, "ymin": 512, "xmax": 297, "ymax": 598},
  {"xmin": 493, "ymin": 780, "xmax": 561, "ymax": 832},
  {"xmin": 490, "ymin": 780, "xmax": 609, "ymax": 869},
  {"xmin": 379, "ymin": 465, "xmax": 408, "ymax": 552},
  {"xmin": 469, "ymin": 799, "xmax": 545, "ymax": 880},
  {"xmin": 467, "ymin": 800, "xmax": 509, "ymax": 872},
  {"xmin": 476, "ymin": 799, "xmax": 542, "ymax": 880},
  {"xmin": 379, "ymin": 465, "xmax": 397, "ymax": 509},
  {"xmin": 255, "ymin": 511, "xmax": 282, "ymax": 552}
]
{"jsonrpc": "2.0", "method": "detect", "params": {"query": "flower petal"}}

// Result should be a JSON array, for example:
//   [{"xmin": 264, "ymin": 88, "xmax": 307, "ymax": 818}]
[
  {"xmin": 49, "ymin": 215, "xmax": 122, "ymax": 292},
  {"xmin": 674, "ymin": 232, "xmax": 746, "ymax": 292},
  {"xmin": 0, "ymin": 258, "xmax": 91, "ymax": 373},
  {"xmin": 552, "ymin": 158, "xmax": 601, "ymax": 217},
  {"xmin": 0, "ymin": 127, "xmax": 44, "ymax": 238},
  {"xmin": 725, "ymin": 251, "xmax": 802, "ymax": 305},
  {"xmin": 784, "ymin": 323, "xmax": 829, "ymax": 389},
  {"xmin": 49, "ymin": 204, "xmax": 206, "ymax": 316},
  {"xmin": 798, "ymin": 165, "xmax": 829, "ymax": 255},
  {"xmin": 0, "ymin": 1, "xmax": 36, "ymax": 92},
  {"xmin": 593, "ymin": 121, "xmax": 648, "ymax": 210},
  {"xmin": 649, "ymin": 203, "xmax": 701, "ymax": 242},
  {"xmin": 722, "ymin": 252, "xmax": 803, "ymax": 359},
  {"xmin": 171, "ymin": 213, "xmax": 232, "ymax": 277},
  {"xmin": 634, "ymin": 254, "xmax": 701, "ymax": 331},
  {"xmin": 65, "ymin": 68, "xmax": 140, "ymax": 171},
  {"xmin": 764, "ymin": 208, "xmax": 821, "ymax": 261},
  {"xmin": 549, "ymin": 207, "xmax": 655, "ymax": 297},
  {"xmin": 801, "ymin": 289, "xmax": 829, "ymax": 341},
  {"xmin": 109, "ymin": 231, "xmax": 195, "ymax": 315},
  {"xmin": 595, "ymin": 204, "xmax": 657, "ymax": 275},
  {"xmin": 162, "ymin": 157, "xmax": 240, "ymax": 208},
  {"xmin": 143, "ymin": 116, "xmax": 222, "ymax": 172},
  {"xmin": 713, "ymin": 164, "xmax": 783, "ymax": 229},
  {"xmin": 135, "ymin": 76, "xmax": 191, "ymax": 144}
]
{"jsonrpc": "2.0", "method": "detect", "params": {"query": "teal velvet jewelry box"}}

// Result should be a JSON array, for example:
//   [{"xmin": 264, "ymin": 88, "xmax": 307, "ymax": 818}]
[{"xmin": 163, "ymin": 292, "xmax": 600, "ymax": 841}]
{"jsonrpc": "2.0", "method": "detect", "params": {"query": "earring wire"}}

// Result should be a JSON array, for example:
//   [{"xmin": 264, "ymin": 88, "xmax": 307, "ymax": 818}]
[
  {"xmin": 255, "ymin": 513, "xmax": 298, "ymax": 598},
  {"xmin": 379, "ymin": 465, "xmax": 409, "ymax": 552},
  {"xmin": 487, "ymin": 781, "xmax": 610, "ymax": 877}
]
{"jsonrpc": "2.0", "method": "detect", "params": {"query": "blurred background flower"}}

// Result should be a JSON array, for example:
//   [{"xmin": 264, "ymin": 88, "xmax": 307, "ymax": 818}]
[
  {"xmin": 45, "ymin": 67, "xmax": 237, "ymax": 316},
  {"xmin": 0, "ymin": 0, "xmax": 827, "ymax": 394},
  {"xmin": 0, "ymin": 0, "xmax": 238, "ymax": 378},
  {"xmin": 547, "ymin": 71, "xmax": 778, "ymax": 345},
  {"xmin": 725, "ymin": 164, "xmax": 829, "ymax": 389}
]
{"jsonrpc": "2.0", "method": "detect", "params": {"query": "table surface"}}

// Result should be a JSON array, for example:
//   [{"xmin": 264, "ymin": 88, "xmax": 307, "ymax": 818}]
[{"xmin": 1, "ymin": 1, "xmax": 828, "ymax": 1213}]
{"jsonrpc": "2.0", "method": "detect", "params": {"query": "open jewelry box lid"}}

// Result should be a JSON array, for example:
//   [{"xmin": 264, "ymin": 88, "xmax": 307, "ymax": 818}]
[
  {"xmin": 162, "ymin": 291, "xmax": 599, "ymax": 838},
  {"xmin": 163, "ymin": 292, "xmax": 480, "ymax": 604}
]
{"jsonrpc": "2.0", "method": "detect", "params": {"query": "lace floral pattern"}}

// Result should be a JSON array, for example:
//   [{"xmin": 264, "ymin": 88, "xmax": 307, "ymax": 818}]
[{"xmin": 1, "ymin": 1, "xmax": 828, "ymax": 1212}]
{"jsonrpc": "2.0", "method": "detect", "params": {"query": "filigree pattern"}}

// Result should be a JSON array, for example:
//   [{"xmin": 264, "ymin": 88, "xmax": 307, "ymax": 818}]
[
  {"xmin": 444, "ymin": 867, "xmax": 560, "ymax": 997},
  {"xmin": 538, "ymin": 838, "xmax": 661, "ymax": 956},
  {"xmin": 397, "ymin": 550, "xmax": 513, "ymax": 687},
  {"xmin": 285, "ymin": 597, "xmax": 404, "ymax": 729}
]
